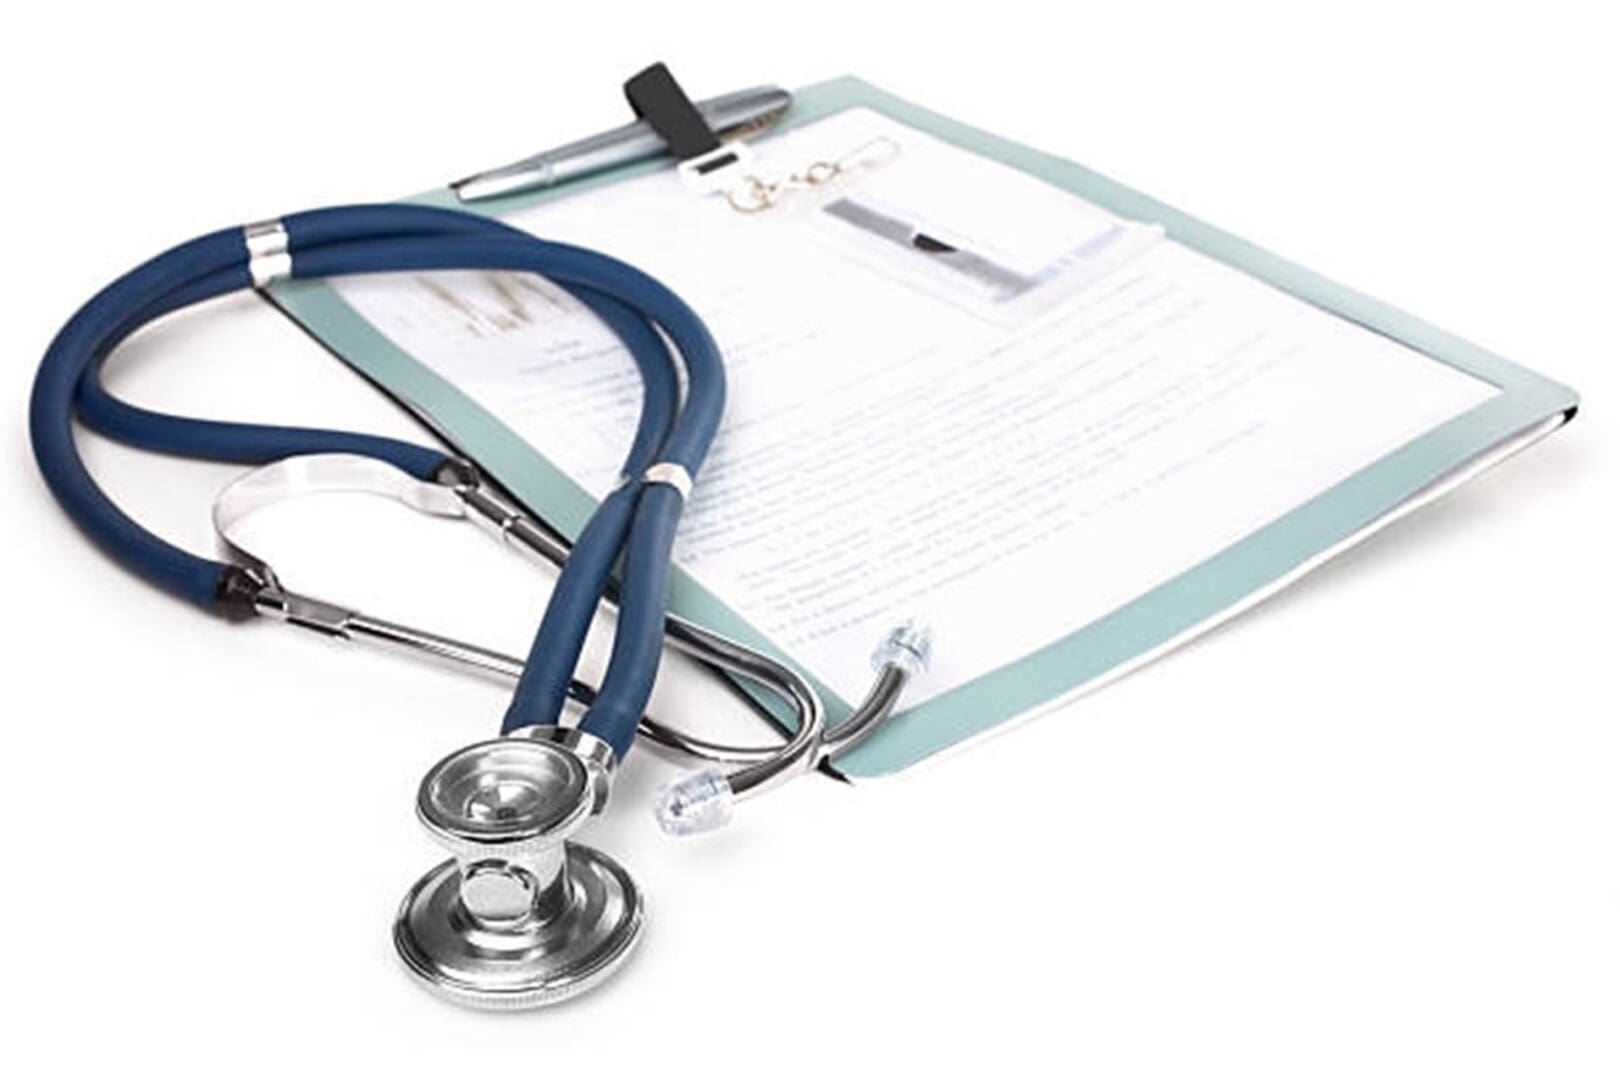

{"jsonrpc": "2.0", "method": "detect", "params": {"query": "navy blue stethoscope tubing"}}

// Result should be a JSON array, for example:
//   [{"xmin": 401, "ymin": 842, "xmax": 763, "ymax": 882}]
[
  {"xmin": 73, "ymin": 262, "xmax": 451, "ymax": 479},
  {"xmin": 32, "ymin": 202, "xmax": 724, "ymax": 759},
  {"xmin": 73, "ymin": 251, "xmax": 682, "ymax": 752},
  {"xmin": 76, "ymin": 269, "xmax": 677, "ymax": 480},
  {"xmin": 76, "ymin": 206, "xmax": 683, "ymax": 479}
]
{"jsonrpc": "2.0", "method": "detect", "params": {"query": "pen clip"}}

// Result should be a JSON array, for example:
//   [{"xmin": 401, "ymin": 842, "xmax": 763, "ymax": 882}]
[
  {"xmin": 451, "ymin": 70, "xmax": 791, "ymax": 203},
  {"xmin": 624, "ymin": 63, "xmax": 751, "ymax": 194}
]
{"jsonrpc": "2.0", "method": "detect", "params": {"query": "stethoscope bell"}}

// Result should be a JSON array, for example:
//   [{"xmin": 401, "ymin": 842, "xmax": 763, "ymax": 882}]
[{"xmin": 393, "ymin": 729, "xmax": 643, "ymax": 1009}]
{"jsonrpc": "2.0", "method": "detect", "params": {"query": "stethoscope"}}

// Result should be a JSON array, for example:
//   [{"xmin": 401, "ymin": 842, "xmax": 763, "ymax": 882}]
[{"xmin": 29, "ymin": 202, "xmax": 931, "ymax": 1008}]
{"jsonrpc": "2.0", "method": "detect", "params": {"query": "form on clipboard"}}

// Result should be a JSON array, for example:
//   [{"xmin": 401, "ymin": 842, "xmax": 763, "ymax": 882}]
[{"xmin": 272, "ymin": 80, "xmax": 1577, "ymax": 777}]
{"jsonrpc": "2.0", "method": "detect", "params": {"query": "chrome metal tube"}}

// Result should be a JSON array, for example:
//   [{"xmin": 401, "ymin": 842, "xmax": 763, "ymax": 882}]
[
  {"xmin": 484, "ymin": 499, "xmax": 826, "ymax": 800},
  {"xmin": 218, "ymin": 454, "xmax": 913, "ymax": 804},
  {"xmin": 634, "ymin": 664, "xmax": 908, "ymax": 766}
]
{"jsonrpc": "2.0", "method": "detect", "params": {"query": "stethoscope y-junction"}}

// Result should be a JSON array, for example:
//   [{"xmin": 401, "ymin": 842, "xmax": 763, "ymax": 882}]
[{"xmin": 29, "ymin": 202, "xmax": 930, "ymax": 1007}]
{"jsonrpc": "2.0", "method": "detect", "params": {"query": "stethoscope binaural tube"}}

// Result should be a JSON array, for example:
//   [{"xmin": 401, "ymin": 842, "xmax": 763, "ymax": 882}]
[{"xmin": 31, "ymin": 203, "xmax": 720, "ymax": 768}]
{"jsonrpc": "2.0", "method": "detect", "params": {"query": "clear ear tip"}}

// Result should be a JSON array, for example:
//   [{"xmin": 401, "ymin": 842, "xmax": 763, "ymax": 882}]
[
  {"xmin": 654, "ymin": 768, "xmax": 736, "ymax": 836},
  {"xmin": 871, "ymin": 620, "xmax": 934, "ymax": 676}
]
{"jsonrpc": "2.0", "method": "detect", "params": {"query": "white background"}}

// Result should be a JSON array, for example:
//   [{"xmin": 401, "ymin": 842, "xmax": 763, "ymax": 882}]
[{"xmin": 1, "ymin": 3, "xmax": 1614, "ymax": 1076}]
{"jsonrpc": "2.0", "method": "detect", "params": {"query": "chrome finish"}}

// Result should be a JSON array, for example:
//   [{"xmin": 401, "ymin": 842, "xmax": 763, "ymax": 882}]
[
  {"xmin": 211, "ymin": 454, "xmax": 904, "ymax": 802},
  {"xmin": 395, "ymin": 732, "xmax": 644, "ymax": 1009},
  {"xmin": 452, "ymin": 85, "xmax": 792, "ymax": 202},
  {"xmin": 659, "ymin": 617, "xmax": 821, "ymax": 797},
  {"xmin": 417, "ymin": 737, "xmax": 592, "ymax": 850},
  {"xmin": 396, "ymin": 847, "xmax": 641, "ymax": 1009},
  {"xmin": 827, "ymin": 665, "xmax": 909, "ymax": 758},
  {"xmin": 252, "ymin": 582, "xmax": 522, "ymax": 679},
  {"xmin": 637, "ymin": 664, "xmax": 909, "ymax": 766},
  {"xmin": 435, "ymin": 458, "xmax": 574, "ymax": 566},
  {"xmin": 243, "ymin": 219, "xmax": 291, "ymax": 287},
  {"xmin": 252, "ymin": 568, "xmax": 881, "ymax": 776},
  {"xmin": 213, "ymin": 453, "xmax": 464, "ymax": 577},
  {"xmin": 507, "ymin": 724, "xmax": 617, "ymax": 812}
]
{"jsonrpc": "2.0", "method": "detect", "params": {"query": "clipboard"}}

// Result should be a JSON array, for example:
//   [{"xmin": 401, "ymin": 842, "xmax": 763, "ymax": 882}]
[{"xmin": 266, "ymin": 77, "xmax": 1579, "ymax": 777}]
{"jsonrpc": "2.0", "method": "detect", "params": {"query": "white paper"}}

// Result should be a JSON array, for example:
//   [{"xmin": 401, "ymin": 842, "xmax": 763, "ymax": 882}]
[{"xmin": 332, "ymin": 108, "xmax": 1497, "ymax": 706}]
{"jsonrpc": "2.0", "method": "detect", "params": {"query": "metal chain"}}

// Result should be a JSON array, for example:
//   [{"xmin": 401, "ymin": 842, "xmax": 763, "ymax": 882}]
[{"xmin": 725, "ymin": 136, "xmax": 900, "ymax": 213}]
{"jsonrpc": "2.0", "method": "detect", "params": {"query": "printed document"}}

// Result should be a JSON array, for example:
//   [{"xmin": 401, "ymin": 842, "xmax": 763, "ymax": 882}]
[{"xmin": 332, "ymin": 108, "xmax": 1497, "ymax": 706}]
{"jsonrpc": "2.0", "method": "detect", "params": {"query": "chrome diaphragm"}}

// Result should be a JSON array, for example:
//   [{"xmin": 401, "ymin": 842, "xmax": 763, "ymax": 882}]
[{"xmin": 393, "ymin": 728, "xmax": 642, "ymax": 1009}]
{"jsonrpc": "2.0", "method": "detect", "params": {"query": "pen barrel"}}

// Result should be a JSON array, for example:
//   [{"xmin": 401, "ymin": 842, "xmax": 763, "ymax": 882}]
[
  {"xmin": 455, "ymin": 86, "xmax": 790, "ymax": 201},
  {"xmin": 543, "ymin": 124, "xmax": 665, "ymax": 187}
]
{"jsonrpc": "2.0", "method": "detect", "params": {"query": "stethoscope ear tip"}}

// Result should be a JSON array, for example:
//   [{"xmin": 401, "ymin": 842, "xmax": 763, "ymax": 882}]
[{"xmin": 654, "ymin": 768, "xmax": 736, "ymax": 836}]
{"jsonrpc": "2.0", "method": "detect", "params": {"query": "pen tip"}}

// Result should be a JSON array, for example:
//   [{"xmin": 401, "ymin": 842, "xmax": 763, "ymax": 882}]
[{"xmin": 449, "ymin": 172, "xmax": 530, "ymax": 204}]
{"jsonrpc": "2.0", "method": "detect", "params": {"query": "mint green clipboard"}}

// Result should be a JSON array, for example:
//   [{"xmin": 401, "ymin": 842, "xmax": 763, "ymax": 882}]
[{"xmin": 269, "ymin": 77, "xmax": 1578, "ymax": 778}]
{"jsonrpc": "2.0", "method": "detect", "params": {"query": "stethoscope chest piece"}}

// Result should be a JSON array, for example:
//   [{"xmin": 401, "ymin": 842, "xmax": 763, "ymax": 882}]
[{"xmin": 393, "ymin": 730, "xmax": 643, "ymax": 1009}]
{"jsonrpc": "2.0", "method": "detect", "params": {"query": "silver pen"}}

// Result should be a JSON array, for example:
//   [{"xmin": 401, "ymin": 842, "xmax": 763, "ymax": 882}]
[{"xmin": 451, "ymin": 85, "xmax": 793, "ymax": 203}]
